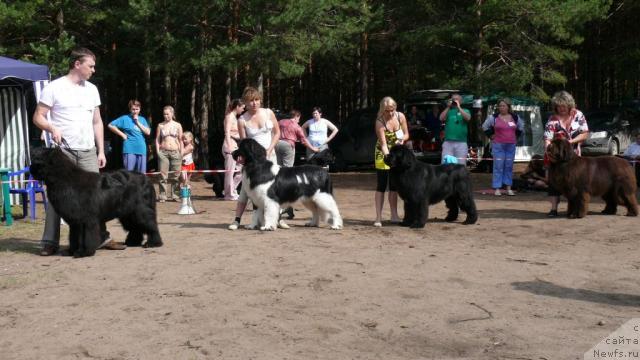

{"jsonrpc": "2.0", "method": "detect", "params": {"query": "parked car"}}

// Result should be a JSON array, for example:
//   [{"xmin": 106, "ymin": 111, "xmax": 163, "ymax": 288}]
[
  {"xmin": 403, "ymin": 89, "xmax": 467, "ymax": 163},
  {"xmin": 581, "ymin": 108, "xmax": 639, "ymax": 156}
]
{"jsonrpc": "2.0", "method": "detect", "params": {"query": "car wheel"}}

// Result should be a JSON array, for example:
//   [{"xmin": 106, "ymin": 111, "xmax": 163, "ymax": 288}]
[{"xmin": 608, "ymin": 139, "xmax": 619, "ymax": 155}]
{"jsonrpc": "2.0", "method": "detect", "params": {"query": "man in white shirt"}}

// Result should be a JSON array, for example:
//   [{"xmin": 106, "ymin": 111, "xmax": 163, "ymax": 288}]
[{"xmin": 33, "ymin": 47, "xmax": 125, "ymax": 256}]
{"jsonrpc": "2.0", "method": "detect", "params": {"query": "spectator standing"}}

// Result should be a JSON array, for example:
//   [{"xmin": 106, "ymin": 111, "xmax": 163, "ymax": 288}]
[
  {"xmin": 302, "ymin": 107, "xmax": 339, "ymax": 160},
  {"xmin": 482, "ymin": 98, "xmax": 523, "ymax": 196},
  {"xmin": 107, "ymin": 99, "xmax": 150, "ymax": 173},
  {"xmin": 439, "ymin": 93, "xmax": 471, "ymax": 164},
  {"xmin": 155, "ymin": 105, "xmax": 183, "ymax": 202},
  {"xmin": 222, "ymin": 99, "xmax": 244, "ymax": 200},
  {"xmin": 180, "ymin": 131, "xmax": 195, "ymax": 189}
]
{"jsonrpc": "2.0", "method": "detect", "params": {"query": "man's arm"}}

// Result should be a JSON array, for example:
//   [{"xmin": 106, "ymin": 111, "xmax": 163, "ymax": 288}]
[
  {"xmin": 33, "ymin": 103, "xmax": 62, "ymax": 144},
  {"xmin": 325, "ymin": 121, "xmax": 339, "ymax": 144},
  {"xmin": 294, "ymin": 125, "xmax": 318, "ymax": 152},
  {"xmin": 93, "ymin": 106, "xmax": 106, "ymax": 168},
  {"xmin": 439, "ymin": 108, "xmax": 449, "ymax": 122},
  {"xmin": 461, "ymin": 108, "xmax": 471, "ymax": 122},
  {"xmin": 135, "ymin": 116, "xmax": 151, "ymax": 136},
  {"xmin": 108, "ymin": 121, "xmax": 127, "ymax": 140}
]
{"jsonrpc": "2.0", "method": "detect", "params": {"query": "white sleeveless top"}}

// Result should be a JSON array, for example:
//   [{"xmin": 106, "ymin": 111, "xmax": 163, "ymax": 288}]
[
  {"xmin": 306, "ymin": 119, "xmax": 329, "ymax": 148},
  {"xmin": 242, "ymin": 109, "xmax": 274, "ymax": 150}
]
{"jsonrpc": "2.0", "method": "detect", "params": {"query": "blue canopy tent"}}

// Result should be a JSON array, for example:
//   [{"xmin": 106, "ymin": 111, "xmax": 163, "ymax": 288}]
[
  {"xmin": 0, "ymin": 56, "xmax": 49, "ymax": 82},
  {"xmin": 0, "ymin": 56, "xmax": 50, "ymax": 205}
]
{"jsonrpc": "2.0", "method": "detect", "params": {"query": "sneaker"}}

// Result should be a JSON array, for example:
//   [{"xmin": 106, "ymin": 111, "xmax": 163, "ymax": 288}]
[
  {"xmin": 39, "ymin": 244, "xmax": 58, "ymax": 256},
  {"xmin": 228, "ymin": 221, "xmax": 239, "ymax": 230},
  {"xmin": 547, "ymin": 210, "xmax": 559, "ymax": 218},
  {"xmin": 99, "ymin": 239, "xmax": 126, "ymax": 250},
  {"xmin": 507, "ymin": 190, "xmax": 515, "ymax": 196},
  {"xmin": 373, "ymin": 221, "xmax": 382, "ymax": 227},
  {"xmin": 494, "ymin": 189, "xmax": 502, "ymax": 196}
]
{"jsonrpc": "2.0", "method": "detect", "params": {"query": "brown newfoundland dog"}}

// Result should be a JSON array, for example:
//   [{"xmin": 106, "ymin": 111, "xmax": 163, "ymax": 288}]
[{"xmin": 547, "ymin": 138, "xmax": 638, "ymax": 218}]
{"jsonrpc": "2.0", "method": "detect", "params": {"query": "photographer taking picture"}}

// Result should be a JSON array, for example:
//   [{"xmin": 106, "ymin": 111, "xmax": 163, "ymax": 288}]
[{"xmin": 439, "ymin": 93, "xmax": 471, "ymax": 164}]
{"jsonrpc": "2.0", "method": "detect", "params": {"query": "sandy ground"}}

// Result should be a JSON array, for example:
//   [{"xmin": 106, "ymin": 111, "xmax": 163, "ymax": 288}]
[{"xmin": 1, "ymin": 171, "xmax": 639, "ymax": 360}]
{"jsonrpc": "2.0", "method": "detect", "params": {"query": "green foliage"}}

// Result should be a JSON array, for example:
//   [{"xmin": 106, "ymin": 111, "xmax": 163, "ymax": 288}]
[{"xmin": 0, "ymin": 0, "xmax": 634, "ymax": 124}]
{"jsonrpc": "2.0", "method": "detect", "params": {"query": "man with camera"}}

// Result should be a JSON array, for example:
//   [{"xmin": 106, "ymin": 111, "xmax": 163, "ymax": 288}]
[{"xmin": 439, "ymin": 93, "xmax": 471, "ymax": 164}]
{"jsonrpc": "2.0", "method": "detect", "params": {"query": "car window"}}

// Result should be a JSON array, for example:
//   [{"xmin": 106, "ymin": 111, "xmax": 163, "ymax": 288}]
[{"xmin": 587, "ymin": 112, "xmax": 616, "ymax": 127}]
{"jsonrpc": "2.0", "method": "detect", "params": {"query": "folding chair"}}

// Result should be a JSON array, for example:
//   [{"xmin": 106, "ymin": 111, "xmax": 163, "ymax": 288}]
[{"xmin": 8, "ymin": 167, "xmax": 47, "ymax": 220}]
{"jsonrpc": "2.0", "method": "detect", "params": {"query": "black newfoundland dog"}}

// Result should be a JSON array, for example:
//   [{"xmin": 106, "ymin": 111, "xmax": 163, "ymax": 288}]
[
  {"xmin": 233, "ymin": 138, "xmax": 343, "ymax": 230},
  {"xmin": 384, "ymin": 145, "xmax": 478, "ymax": 228},
  {"xmin": 547, "ymin": 138, "xmax": 638, "ymax": 218},
  {"xmin": 30, "ymin": 147, "xmax": 163, "ymax": 257}
]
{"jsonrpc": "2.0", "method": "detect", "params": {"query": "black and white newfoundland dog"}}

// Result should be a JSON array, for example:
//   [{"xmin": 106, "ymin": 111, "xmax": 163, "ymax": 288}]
[
  {"xmin": 384, "ymin": 145, "xmax": 478, "ymax": 228},
  {"xmin": 233, "ymin": 139, "xmax": 343, "ymax": 230},
  {"xmin": 30, "ymin": 147, "xmax": 163, "ymax": 257}
]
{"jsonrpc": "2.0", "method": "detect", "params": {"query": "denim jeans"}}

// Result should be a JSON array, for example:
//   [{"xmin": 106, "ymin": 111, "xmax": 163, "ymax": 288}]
[{"xmin": 492, "ymin": 142, "xmax": 516, "ymax": 188}]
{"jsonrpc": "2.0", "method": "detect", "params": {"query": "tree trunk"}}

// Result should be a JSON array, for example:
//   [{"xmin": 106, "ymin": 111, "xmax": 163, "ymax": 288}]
[
  {"xmin": 359, "ymin": 31, "xmax": 369, "ymax": 109},
  {"xmin": 199, "ymin": 72, "xmax": 211, "ymax": 167},
  {"xmin": 144, "ymin": 63, "xmax": 152, "ymax": 122},
  {"xmin": 191, "ymin": 73, "xmax": 199, "ymax": 130},
  {"xmin": 474, "ymin": 0, "xmax": 484, "ymax": 93}
]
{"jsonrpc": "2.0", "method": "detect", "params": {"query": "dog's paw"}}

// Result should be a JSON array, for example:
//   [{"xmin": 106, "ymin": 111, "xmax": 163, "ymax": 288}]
[
  {"xmin": 304, "ymin": 222, "xmax": 318, "ymax": 227},
  {"xmin": 330, "ymin": 224, "xmax": 343, "ymax": 230},
  {"xmin": 245, "ymin": 224, "xmax": 258, "ymax": 230},
  {"xmin": 259, "ymin": 225, "xmax": 276, "ymax": 231}
]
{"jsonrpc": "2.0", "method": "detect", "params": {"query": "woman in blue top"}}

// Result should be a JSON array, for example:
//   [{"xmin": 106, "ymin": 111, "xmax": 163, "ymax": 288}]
[
  {"xmin": 108, "ymin": 99, "xmax": 150, "ymax": 173},
  {"xmin": 302, "ymin": 107, "xmax": 339, "ymax": 160}
]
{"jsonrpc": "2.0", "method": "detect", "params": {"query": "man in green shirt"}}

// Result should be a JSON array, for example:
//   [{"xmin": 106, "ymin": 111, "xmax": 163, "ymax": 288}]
[{"xmin": 439, "ymin": 93, "xmax": 471, "ymax": 163}]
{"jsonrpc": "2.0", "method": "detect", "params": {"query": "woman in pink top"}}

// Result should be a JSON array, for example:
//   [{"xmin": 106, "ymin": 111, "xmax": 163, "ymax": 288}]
[
  {"xmin": 482, "ymin": 98, "xmax": 524, "ymax": 196},
  {"xmin": 222, "ymin": 99, "xmax": 245, "ymax": 200}
]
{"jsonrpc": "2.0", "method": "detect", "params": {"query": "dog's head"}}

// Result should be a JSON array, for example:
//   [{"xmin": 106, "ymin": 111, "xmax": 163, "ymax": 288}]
[
  {"xmin": 29, "ymin": 147, "xmax": 65, "ymax": 181},
  {"xmin": 307, "ymin": 149, "xmax": 335, "ymax": 167},
  {"xmin": 546, "ymin": 138, "xmax": 574, "ymax": 164},
  {"xmin": 232, "ymin": 138, "xmax": 266, "ymax": 165},
  {"xmin": 384, "ymin": 145, "xmax": 415, "ymax": 169}
]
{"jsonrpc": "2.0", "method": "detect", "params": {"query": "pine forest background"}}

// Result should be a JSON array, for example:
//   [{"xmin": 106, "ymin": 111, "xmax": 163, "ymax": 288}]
[{"xmin": 2, "ymin": 0, "xmax": 639, "ymax": 167}]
